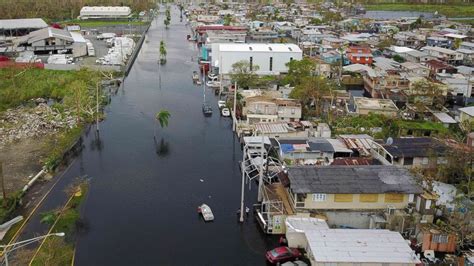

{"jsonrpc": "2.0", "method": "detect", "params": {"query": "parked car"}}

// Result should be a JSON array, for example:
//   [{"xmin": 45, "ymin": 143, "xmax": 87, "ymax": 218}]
[
  {"xmin": 221, "ymin": 108, "xmax": 230, "ymax": 117},
  {"xmin": 218, "ymin": 100, "xmax": 226, "ymax": 109},
  {"xmin": 208, "ymin": 72, "xmax": 218, "ymax": 80},
  {"xmin": 265, "ymin": 247, "xmax": 301, "ymax": 264}
]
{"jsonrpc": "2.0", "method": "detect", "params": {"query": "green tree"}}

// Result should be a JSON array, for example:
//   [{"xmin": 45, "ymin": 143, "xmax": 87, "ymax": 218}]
[
  {"xmin": 283, "ymin": 58, "xmax": 316, "ymax": 86},
  {"xmin": 392, "ymin": 54, "xmax": 405, "ymax": 63},
  {"xmin": 310, "ymin": 18, "xmax": 322, "ymax": 25},
  {"xmin": 223, "ymin": 14, "xmax": 232, "ymax": 26},
  {"xmin": 289, "ymin": 75, "xmax": 336, "ymax": 117},
  {"xmin": 230, "ymin": 60, "xmax": 260, "ymax": 89},
  {"xmin": 454, "ymin": 38, "xmax": 462, "ymax": 49}
]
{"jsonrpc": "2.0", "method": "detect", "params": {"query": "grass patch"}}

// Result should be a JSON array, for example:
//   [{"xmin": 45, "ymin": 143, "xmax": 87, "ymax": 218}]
[
  {"xmin": 60, "ymin": 19, "xmax": 147, "ymax": 28},
  {"xmin": 43, "ymin": 126, "xmax": 84, "ymax": 171},
  {"xmin": 365, "ymin": 3, "xmax": 474, "ymax": 18},
  {"xmin": 31, "ymin": 182, "xmax": 88, "ymax": 266},
  {"xmin": 0, "ymin": 68, "xmax": 101, "ymax": 112}
]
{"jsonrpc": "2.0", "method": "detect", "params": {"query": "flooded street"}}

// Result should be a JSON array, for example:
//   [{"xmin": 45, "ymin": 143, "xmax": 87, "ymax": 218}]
[{"xmin": 18, "ymin": 6, "xmax": 272, "ymax": 266}]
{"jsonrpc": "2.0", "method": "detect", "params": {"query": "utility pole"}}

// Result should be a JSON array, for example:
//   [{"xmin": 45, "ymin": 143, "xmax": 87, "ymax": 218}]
[
  {"xmin": 0, "ymin": 162, "xmax": 5, "ymax": 203},
  {"xmin": 257, "ymin": 132, "xmax": 265, "ymax": 202},
  {"xmin": 239, "ymin": 158, "xmax": 245, "ymax": 223},
  {"xmin": 233, "ymin": 81, "xmax": 237, "ymax": 132},
  {"xmin": 96, "ymin": 82, "xmax": 100, "ymax": 132}
]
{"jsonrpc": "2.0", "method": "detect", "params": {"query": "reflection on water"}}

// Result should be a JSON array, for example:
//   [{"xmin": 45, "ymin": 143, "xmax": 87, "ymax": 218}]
[{"xmin": 154, "ymin": 137, "xmax": 170, "ymax": 157}]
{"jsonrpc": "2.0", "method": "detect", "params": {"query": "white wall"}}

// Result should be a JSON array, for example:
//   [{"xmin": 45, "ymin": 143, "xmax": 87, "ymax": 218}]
[{"xmin": 212, "ymin": 44, "xmax": 303, "ymax": 75}]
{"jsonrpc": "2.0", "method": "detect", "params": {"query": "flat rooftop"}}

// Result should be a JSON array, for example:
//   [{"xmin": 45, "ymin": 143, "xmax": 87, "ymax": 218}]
[
  {"xmin": 353, "ymin": 97, "xmax": 399, "ymax": 111},
  {"xmin": 218, "ymin": 43, "xmax": 302, "ymax": 53},
  {"xmin": 0, "ymin": 18, "xmax": 47, "ymax": 30},
  {"xmin": 306, "ymin": 229, "xmax": 420, "ymax": 264}
]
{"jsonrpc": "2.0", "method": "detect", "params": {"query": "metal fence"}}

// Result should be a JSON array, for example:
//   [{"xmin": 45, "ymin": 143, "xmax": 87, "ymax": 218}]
[{"xmin": 124, "ymin": 23, "xmax": 151, "ymax": 77}]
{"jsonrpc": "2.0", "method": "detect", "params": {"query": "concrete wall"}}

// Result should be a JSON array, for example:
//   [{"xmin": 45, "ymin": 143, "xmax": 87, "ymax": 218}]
[{"xmin": 300, "ymin": 193, "xmax": 411, "ymax": 210}]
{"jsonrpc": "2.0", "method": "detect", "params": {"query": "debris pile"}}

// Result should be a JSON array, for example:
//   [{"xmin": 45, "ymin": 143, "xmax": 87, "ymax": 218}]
[{"xmin": 0, "ymin": 99, "xmax": 76, "ymax": 146}]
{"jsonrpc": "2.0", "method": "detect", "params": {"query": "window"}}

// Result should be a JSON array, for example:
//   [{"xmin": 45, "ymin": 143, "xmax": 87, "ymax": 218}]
[
  {"xmin": 404, "ymin": 157, "xmax": 413, "ymax": 166},
  {"xmin": 269, "ymin": 57, "xmax": 273, "ymax": 71},
  {"xmin": 360, "ymin": 194, "xmax": 379, "ymax": 202},
  {"xmin": 312, "ymin": 194, "xmax": 327, "ymax": 202},
  {"xmin": 421, "ymin": 157, "xmax": 429, "ymax": 165},
  {"xmin": 291, "ymin": 108, "xmax": 295, "ymax": 115},
  {"xmin": 385, "ymin": 193, "xmax": 404, "ymax": 203},
  {"xmin": 249, "ymin": 56, "xmax": 253, "ymax": 71},
  {"xmin": 334, "ymin": 194, "xmax": 353, "ymax": 202}
]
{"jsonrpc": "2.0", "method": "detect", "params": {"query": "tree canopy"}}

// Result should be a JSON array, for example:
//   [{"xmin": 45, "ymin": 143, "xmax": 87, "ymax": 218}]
[
  {"xmin": 283, "ymin": 58, "xmax": 316, "ymax": 86},
  {"xmin": 230, "ymin": 60, "xmax": 260, "ymax": 89}
]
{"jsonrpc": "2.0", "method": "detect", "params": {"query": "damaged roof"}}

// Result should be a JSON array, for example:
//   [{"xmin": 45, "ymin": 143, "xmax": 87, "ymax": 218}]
[
  {"xmin": 381, "ymin": 137, "xmax": 448, "ymax": 158},
  {"xmin": 287, "ymin": 165, "xmax": 422, "ymax": 194}
]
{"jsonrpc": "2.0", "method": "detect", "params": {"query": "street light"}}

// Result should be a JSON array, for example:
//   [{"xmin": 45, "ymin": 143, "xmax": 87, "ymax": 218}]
[{"xmin": 0, "ymin": 232, "xmax": 65, "ymax": 266}]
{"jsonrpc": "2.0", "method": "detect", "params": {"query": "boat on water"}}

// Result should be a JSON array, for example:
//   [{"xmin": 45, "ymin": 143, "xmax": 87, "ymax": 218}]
[
  {"xmin": 192, "ymin": 71, "xmax": 199, "ymax": 81},
  {"xmin": 202, "ymin": 104, "xmax": 213, "ymax": 116},
  {"xmin": 198, "ymin": 204, "xmax": 214, "ymax": 221}
]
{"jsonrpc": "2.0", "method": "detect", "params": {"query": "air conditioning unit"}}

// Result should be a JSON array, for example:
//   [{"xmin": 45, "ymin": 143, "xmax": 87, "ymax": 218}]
[{"xmin": 387, "ymin": 205, "xmax": 396, "ymax": 215}]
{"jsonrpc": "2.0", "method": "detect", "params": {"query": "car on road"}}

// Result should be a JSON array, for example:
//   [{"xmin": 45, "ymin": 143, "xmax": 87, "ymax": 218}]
[
  {"xmin": 221, "ymin": 108, "xmax": 230, "ymax": 117},
  {"xmin": 265, "ymin": 247, "xmax": 301, "ymax": 264},
  {"xmin": 218, "ymin": 100, "xmax": 226, "ymax": 109}
]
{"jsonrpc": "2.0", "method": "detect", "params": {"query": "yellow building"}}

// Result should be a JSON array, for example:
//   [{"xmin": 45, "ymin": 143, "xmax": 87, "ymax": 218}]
[{"xmin": 283, "ymin": 165, "xmax": 422, "ymax": 228}]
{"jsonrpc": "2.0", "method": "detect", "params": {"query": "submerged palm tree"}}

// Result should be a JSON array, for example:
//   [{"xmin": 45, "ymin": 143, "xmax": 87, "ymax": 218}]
[
  {"xmin": 156, "ymin": 109, "xmax": 170, "ymax": 127},
  {"xmin": 159, "ymin": 41, "xmax": 167, "ymax": 65},
  {"xmin": 154, "ymin": 109, "xmax": 170, "ymax": 138}
]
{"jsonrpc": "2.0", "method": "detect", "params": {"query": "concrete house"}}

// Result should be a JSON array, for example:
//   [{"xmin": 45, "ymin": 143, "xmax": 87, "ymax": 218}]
[
  {"xmin": 422, "ymin": 46, "xmax": 463, "ymax": 65},
  {"xmin": 371, "ymin": 137, "xmax": 448, "ymax": 169},
  {"xmin": 352, "ymin": 97, "xmax": 399, "ymax": 117},
  {"xmin": 276, "ymin": 138, "xmax": 352, "ymax": 165},
  {"xmin": 283, "ymin": 165, "xmax": 422, "ymax": 228},
  {"xmin": 404, "ymin": 50, "xmax": 432, "ymax": 64},
  {"xmin": 459, "ymin": 106, "xmax": 474, "ymax": 123},
  {"xmin": 242, "ymin": 96, "xmax": 302, "ymax": 124}
]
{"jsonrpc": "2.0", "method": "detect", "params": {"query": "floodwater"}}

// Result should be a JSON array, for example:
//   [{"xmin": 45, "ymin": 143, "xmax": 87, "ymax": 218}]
[
  {"xmin": 363, "ymin": 10, "xmax": 437, "ymax": 19},
  {"xmin": 18, "ymin": 6, "xmax": 273, "ymax": 266}
]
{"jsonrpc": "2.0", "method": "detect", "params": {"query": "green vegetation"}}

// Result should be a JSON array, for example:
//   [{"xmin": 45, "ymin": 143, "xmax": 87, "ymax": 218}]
[
  {"xmin": 0, "ymin": 0, "xmax": 155, "ymax": 20},
  {"xmin": 43, "ymin": 126, "xmax": 84, "ymax": 171},
  {"xmin": 156, "ymin": 110, "xmax": 171, "ymax": 128},
  {"xmin": 365, "ymin": 3, "xmax": 474, "ymax": 18},
  {"xmin": 0, "ymin": 191, "xmax": 23, "ymax": 224},
  {"xmin": 31, "ymin": 182, "xmax": 88, "ymax": 266}
]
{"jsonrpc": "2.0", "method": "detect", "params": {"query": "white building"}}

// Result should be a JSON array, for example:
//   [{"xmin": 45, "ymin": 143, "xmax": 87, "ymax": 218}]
[
  {"xmin": 211, "ymin": 43, "xmax": 302, "ymax": 75},
  {"xmin": 79, "ymin": 6, "xmax": 131, "ymax": 20}
]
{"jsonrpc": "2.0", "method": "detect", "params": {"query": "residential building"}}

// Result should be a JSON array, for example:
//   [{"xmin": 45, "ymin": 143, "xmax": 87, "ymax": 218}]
[
  {"xmin": 426, "ymin": 36, "xmax": 451, "ymax": 48},
  {"xmin": 425, "ymin": 59, "xmax": 457, "ymax": 78},
  {"xmin": 404, "ymin": 50, "xmax": 432, "ymax": 63},
  {"xmin": 459, "ymin": 106, "xmax": 474, "ymax": 123},
  {"xmin": 288, "ymin": 225, "xmax": 420, "ymax": 265},
  {"xmin": 400, "ymin": 62, "xmax": 430, "ymax": 77},
  {"xmin": 422, "ymin": 46, "xmax": 463, "ymax": 65},
  {"xmin": 242, "ymin": 96, "xmax": 302, "ymax": 124},
  {"xmin": 79, "ymin": 6, "xmax": 131, "ymax": 20},
  {"xmin": 346, "ymin": 46, "xmax": 373, "ymax": 65},
  {"xmin": 275, "ymin": 138, "xmax": 352, "ymax": 165},
  {"xmin": 371, "ymin": 137, "xmax": 448, "ymax": 169},
  {"xmin": 460, "ymin": 41, "xmax": 474, "ymax": 51},
  {"xmin": 352, "ymin": 97, "xmax": 399, "ymax": 117},
  {"xmin": 394, "ymin": 31, "xmax": 425, "ymax": 48},
  {"xmin": 283, "ymin": 165, "xmax": 422, "ymax": 227},
  {"xmin": 211, "ymin": 43, "xmax": 303, "ymax": 75}
]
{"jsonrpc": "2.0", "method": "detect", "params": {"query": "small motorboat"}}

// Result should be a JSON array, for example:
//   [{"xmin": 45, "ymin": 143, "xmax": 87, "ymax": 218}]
[
  {"xmin": 192, "ymin": 71, "xmax": 199, "ymax": 81},
  {"xmin": 202, "ymin": 104, "xmax": 213, "ymax": 116},
  {"xmin": 206, "ymin": 81, "xmax": 220, "ymax": 88},
  {"xmin": 221, "ymin": 108, "xmax": 230, "ymax": 117},
  {"xmin": 198, "ymin": 204, "xmax": 214, "ymax": 221}
]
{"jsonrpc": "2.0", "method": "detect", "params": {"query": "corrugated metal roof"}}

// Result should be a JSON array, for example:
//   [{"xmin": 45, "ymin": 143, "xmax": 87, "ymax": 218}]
[
  {"xmin": 0, "ymin": 18, "xmax": 47, "ymax": 30},
  {"xmin": 255, "ymin": 122, "xmax": 292, "ymax": 134},
  {"xmin": 287, "ymin": 165, "xmax": 422, "ymax": 194},
  {"xmin": 432, "ymin": 112, "xmax": 457, "ymax": 124}
]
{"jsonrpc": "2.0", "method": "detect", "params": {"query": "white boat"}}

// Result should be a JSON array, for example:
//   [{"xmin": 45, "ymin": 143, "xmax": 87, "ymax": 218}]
[{"xmin": 198, "ymin": 204, "xmax": 214, "ymax": 221}]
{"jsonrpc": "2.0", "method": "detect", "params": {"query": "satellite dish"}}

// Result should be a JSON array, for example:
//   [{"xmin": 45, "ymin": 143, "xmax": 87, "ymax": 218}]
[{"xmin": 386, "ymin": 137, "xmax": 393, "ymax": 145}]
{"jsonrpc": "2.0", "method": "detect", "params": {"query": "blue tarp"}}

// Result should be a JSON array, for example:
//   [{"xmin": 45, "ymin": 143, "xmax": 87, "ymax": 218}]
[{"xmin": 280, "ymin": 144, "xmax": 294, "ymax": 154}]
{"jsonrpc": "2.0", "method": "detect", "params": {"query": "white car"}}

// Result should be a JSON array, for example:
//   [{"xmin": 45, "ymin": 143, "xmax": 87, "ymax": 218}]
[
  {"xmin": 221, "ymin": 108, "xmax": 230, "ymax": 117},
  {"xmin": 208, "ymin": 73, "xmax": 218, "ymax": 80},
  {"xmin": 218, "ymin": 100, "xmax": 226, "ymax": 109}
]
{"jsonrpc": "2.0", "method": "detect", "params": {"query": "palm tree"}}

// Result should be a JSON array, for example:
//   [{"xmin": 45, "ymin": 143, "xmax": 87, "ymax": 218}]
[
  {"xmin": 159, "ymin": 41, "xmax": 167, "ymax": 64},
  {"xmin": 154, "ymin": 109, "xmax": 170, "ymax": 138}
]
